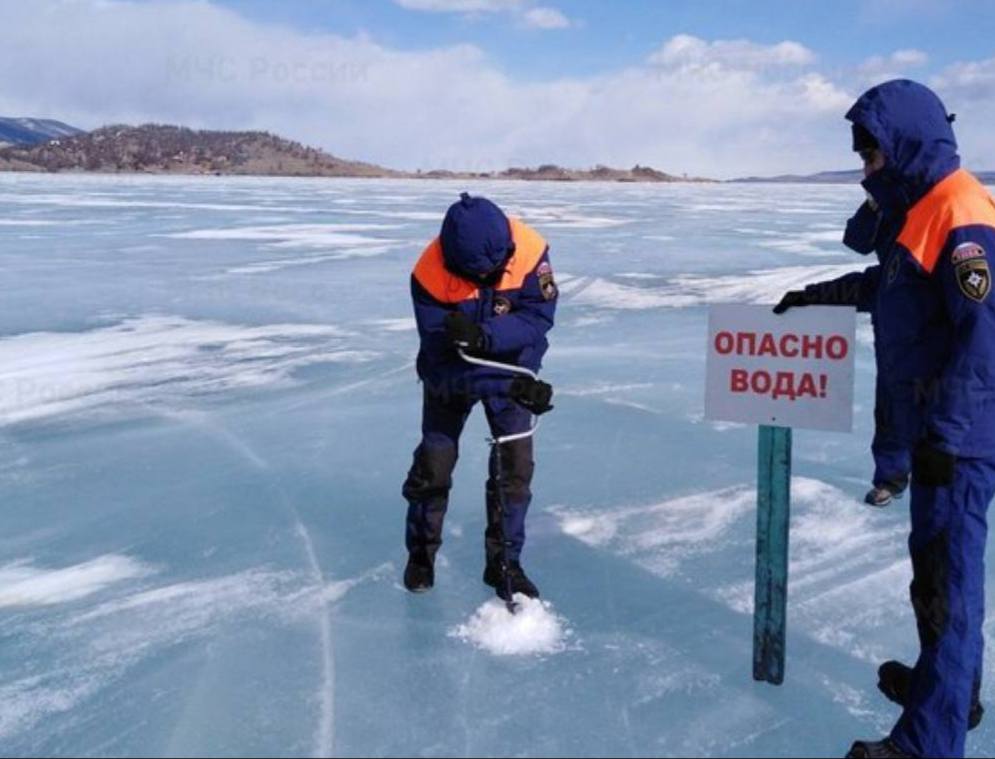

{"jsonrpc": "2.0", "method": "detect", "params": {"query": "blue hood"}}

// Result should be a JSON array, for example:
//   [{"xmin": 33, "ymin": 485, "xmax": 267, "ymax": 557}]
[
  {"xmin": 846, "ymin": 80, "xmax": 960, "ymax": 211},
  {"xmin": 439, "ymin": 193, "xmax": 514, "ymax": 283}
]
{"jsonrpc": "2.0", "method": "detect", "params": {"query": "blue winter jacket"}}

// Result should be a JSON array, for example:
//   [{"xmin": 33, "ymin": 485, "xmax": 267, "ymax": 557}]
[
  {"xmin": 411, "ymin": 215, "xmax": 557, "ymax": 401},
  {"xmin": 845, "ymin": 80, "xmax": 995, "ymax": 457}
]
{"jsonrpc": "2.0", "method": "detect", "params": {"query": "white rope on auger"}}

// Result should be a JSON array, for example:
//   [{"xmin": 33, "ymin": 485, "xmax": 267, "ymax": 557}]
[{"xmin": 457, "ymin": 349, "xmax": 540, "ymax": 444}]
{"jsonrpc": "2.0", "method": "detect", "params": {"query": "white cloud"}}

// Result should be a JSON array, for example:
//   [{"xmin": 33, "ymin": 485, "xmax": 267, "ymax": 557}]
[
  {"xmin": 649, "ymin": 35, "xmax": 816, "ymax": 72},
  {"xmin": 933, "ymin": 56, "xmax": 995, "ymax": 100},
  {"xmin": 522, "ymin": 6, "xmax": 571, "ymax": 29},
  {"xmin": 931, "ymin": 57, "xmax": 995, "ymax": 170},
  {"xmin": 393, "ymin": 0, "xmax": 572, "ymax": 28},
  {"xmin": 1, "ymin": 1, "xmax": 990, "ymax": 177},
  {"xmin": 394, "ymin": 0, "xmax": 524, "ymax": 11},
  {"xmin": 857, "ymin": 49, "xmax": 929, "ymax": 83},
  {"xmin": 892, "ymin": 49, "xmax": 929, "ymax": 67}
]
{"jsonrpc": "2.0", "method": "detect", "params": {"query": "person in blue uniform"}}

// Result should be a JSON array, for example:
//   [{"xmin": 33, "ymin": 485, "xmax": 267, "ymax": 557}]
[
  {"xmin": 402, "ymin": 193, "xmax": 556, "ymax": 601},
  {"xmin": 781, "ymin": 78, "xmax": 995, "ymax": 758}
]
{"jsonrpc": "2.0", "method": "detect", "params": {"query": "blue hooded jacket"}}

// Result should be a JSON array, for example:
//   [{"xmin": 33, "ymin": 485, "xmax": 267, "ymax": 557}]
[
  {"xmin": 410, "ymin": 194, "xmax": 557, "ymax": 401},
  {"xmin": 844, "ymin": 80, "xmax": 995, "ymax": 457}
]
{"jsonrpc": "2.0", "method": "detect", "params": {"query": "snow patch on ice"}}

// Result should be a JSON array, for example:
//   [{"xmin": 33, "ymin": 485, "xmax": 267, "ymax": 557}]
[
  {"xmin": 509, "ymin": 206, "xmax": 630, "ymax": 229},
  {"xmin": 569, "ymin": 264, "xmax": 865, "ymax": 310},
  {"xmin": 559, "ymin": 382, "xmax": 654, "ymax": 398},
  {"xmin": 223, "ymin": 245, "xmax": 397, "ymax": 274},
  {"xmin": 552, "ymin": 486, "xmax": 756, "ymax": 577},
  {"xmin": 167, "ymin": 223, "xmax": 402, "ymax": 250},
  {"xmin": 303, "ymin": 562, "xmax": 395, "ymax": 609},
  {"xmin": 449, "ymin": 596, "xmax": 570, "ymax": 656},
  {"xmin": 0, "ymin": 316, "xmax": 375, "ymax": 425},
  {"xmin": 367, "ymin": 318, "xmax": 417, "ymax": 333},
  {"xmin": 0, "ymin": 556, "xmax": 154, "ymax": 608},
  {"xmin": 756, "ymin": 228, "xmax": 845, "ymax": 256},
  {"xmin": 553, "ymin": 475, "xmax": 916, "ymax": 667},
  {"xmin": 0, "ymin": 192, "xmax": 318, "ymax": 214},
  {"xmin": 0, "ymin": 567, "xmax": 300, "ymax": 742},
  {"xmin": 559, "ymin": 513, "xmax": 619, "ymax": 546}
]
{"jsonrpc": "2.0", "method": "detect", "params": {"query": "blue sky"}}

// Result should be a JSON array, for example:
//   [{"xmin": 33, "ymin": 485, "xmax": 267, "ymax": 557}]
[
  {"xmin": 212, "ymin": 0, "xmax": 995, "ymax": 80},
  {"xmin": 2, "ymin": 0, "xmax": 994, "ymax": 177}
]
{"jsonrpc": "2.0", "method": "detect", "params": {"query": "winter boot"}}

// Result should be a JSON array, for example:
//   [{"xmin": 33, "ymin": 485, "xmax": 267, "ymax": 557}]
[
  {"xmin": 483, "ymin": 561, "xmax": 540, "ymax": 601},
  {"xmin": 845, "ymin": 739, "xmax": 910, "ymax": 758},
  {"xmin": 403, "ymin": 552, "xmax": 435, "ymax": 593},
  {"xmin": 878, "ymin": 660, "xmax": 984, "ymax": 729},
  {"xmin": 865, "ymin": 483, "xmax": 906, "ymax": 508}
]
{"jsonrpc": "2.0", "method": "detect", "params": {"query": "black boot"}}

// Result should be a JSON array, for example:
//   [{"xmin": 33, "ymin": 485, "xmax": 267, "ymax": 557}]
[
  {"xmin": 845, "ymin": 739, "xmax": 910, "ymax": 758},
  {"xmin": 878, "ymin": 660, "xmax": 984, "ymax": 730},
  {"xmin": 404, "ymin": 552, "xmax": 435, "ymax": 593},
  {"xmin": 483, "ymin": 561, "xmax": 540, "ymax": 600}
]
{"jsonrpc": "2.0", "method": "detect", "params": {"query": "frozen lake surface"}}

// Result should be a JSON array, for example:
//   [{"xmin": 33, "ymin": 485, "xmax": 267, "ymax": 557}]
[{"xmin": 1, "ymin": 174, "xmax": 993, "ymax": 757}]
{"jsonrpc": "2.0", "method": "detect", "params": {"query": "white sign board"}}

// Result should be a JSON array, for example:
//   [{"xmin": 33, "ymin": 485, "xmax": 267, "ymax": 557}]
[{"xmin": 705, "ymin": 304, "xmax": 857, "ymax": 433}]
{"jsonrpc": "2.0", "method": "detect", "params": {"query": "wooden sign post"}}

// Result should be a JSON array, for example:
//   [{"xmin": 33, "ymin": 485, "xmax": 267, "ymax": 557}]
[{"xmin": 753, "ymin": 425, "xmax": 792, "ymax": 685}]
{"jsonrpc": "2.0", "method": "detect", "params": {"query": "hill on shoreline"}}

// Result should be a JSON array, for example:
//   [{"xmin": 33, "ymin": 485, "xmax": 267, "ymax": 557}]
[
  {"xmin": 0, "ymin": 122, "xmax": 710, "ymax": 183},
  {"xmin": 2, "ymin": 120, "xmax": 987, "ymax": 184},
  {"xmin": 0, "ymin": 124, "xmax": 399, "ymax": 178}
]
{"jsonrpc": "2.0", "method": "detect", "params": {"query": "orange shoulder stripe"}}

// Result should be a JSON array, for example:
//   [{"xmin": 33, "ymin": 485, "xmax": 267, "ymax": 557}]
[
  {"xmin": 499, "ymin": 218, "xmax": 549, "ymax": 292},
  {"xmin": 898, "ymin": 169, "xmax": 995, "ymax": 274},
  {"xmin": 412, "ymin": 218, "xmax": 549, "ymax": 303}
]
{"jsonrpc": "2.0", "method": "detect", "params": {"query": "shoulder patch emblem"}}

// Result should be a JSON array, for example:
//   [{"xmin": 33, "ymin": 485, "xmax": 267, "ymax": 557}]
[
  {"xmin": 493, "ymin": 296, "xmax": 512, "ymax": 316},
  {"xmin": 952, "ymin": 242, "xmax": 987, "ymax": 265},
  {"xmin": 957, "ymin": 260, "xmax": 991, "ymax": 303},
  {"xmin": 537, "ymin": 261, "xmax": 558, "ymax": 301}
]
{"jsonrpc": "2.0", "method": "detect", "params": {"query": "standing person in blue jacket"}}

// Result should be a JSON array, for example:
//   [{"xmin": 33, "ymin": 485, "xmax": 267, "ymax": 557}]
[
  {"xmin": 776, "ymin": 164, "xmax": 914, "ymax": 508},
  {"xmin": 402, "ymin": 193, "xmax": 556, "ymax": 601},
  {"xmin": 781, "ymin": 79, "xmax": 995, "ymax": 758}
]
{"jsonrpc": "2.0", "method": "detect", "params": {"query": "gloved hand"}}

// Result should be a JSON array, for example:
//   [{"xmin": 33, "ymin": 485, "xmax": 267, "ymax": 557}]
[
  {"xmin": 510, "ymin": 376, "xmax": 554, "ymax": 416},
  {"xmin": 913, "ymin": 440, "xmax": 956, "ymax": 488},
  {"xmin": 773, "ymin": 290, "xmax": 810, "ymax": 315},
  {"xmin": 445, "ymin": 312, "xmax": 486, "ymax": 352}
]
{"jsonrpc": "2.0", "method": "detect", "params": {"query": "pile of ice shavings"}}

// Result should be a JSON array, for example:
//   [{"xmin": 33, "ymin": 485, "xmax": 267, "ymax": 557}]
[{"xmin": 449, "ymin": 595, "xmax": 570, "ymax": 656}]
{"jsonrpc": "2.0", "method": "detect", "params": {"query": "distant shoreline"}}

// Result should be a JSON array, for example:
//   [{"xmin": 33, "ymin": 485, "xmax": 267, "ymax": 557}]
[
  {"xmin": 2, "ymin": 121, "xmax": 992, "ymax": 186},
  {"xmin": 0, "ymin": 169, "xmax": 872, "ymax": 186},
  {"xmin": 0, "ymin": 164, "xmax": 717, "ymax": 184},
  {"xmin": 0, "ymin": 123, "xmax": 715, "ymax": 184}
]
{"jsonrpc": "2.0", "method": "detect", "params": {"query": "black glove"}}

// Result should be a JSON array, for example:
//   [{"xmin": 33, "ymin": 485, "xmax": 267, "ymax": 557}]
[
  {"xmin": 913, "ymin": 440, "xmax": 956, "ymax": 488},
  {"xmin": 773, "ymin": 290, "xmax": 810, "ymax": 315},
  {"xmin": 510, "ymin": 376, "xmax": 554, "ymax": 416},
  {"xmin": 445, "ymin": 312, "xmax": 486, "ymax": 352}
]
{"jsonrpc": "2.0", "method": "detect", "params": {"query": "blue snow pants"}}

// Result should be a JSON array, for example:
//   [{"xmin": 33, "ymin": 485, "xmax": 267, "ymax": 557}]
[
  {"xmin": 402, "ymin": 388, "xmax": 534, "ymax": 566},
  {"xmin": 890, "ymin": 458, "xmax": 995, "ymax": 757}
]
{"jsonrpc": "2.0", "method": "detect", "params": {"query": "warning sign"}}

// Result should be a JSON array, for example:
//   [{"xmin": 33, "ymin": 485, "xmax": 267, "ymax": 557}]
[{"xmin": 705, "ymin": 304, "xmax": 857, "ymax": 432}]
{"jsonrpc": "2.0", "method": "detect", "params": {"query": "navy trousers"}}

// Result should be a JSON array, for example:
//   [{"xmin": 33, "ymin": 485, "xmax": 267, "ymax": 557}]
[
  {"xmin": 890, "ymin": 458, "xmax": 995, "ymax": 758},
  {"xmin": 402, "ymin": 388, "xmax": 534, "ymax": 566}
]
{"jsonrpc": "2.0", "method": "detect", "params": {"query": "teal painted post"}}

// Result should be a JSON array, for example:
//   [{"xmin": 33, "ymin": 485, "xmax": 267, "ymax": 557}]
[{"xmin": 753, "ymin": 425, "xmax": 792, "ymax": 685}]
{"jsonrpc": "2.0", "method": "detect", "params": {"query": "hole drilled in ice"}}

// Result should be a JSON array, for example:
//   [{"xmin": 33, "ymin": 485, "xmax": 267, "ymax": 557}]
[{"xmin": 449, "ymin": 595, "xmax": 570, "ymax": 656}]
